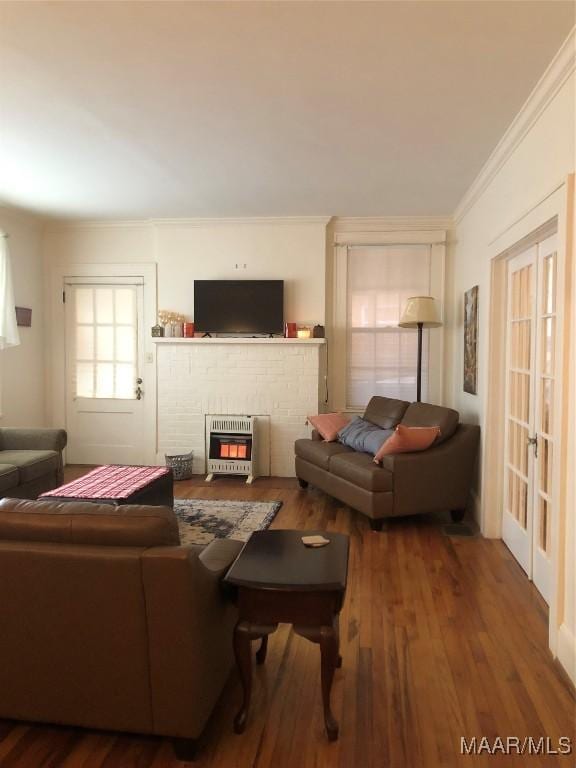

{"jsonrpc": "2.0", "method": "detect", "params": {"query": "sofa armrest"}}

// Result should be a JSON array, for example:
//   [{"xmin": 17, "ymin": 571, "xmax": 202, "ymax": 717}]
[
  {"xmin": 380, "ymin": 424, "xmax": 480, "ymax": 516},
  {"xmin": 1, "ymin": 428, "xmax": 67, "ymax": 452},
  {"xmin": 198, "ymin": 538, "xmax": 244, "ymax": 578}
]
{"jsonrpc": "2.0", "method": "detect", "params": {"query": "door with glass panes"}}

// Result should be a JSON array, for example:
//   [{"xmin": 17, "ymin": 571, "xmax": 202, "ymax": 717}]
[
  {"xmin": 502, "ymin": 234, "xmax": 557, "ymax": 604},
  {"xmin": 64, "ymin": 279, "xmax": 146, "ymax": 464}
]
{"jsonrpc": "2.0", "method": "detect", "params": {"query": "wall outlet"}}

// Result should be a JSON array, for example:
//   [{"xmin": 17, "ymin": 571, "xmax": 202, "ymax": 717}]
[{"xmin": 234, "ymin": 263, "xmax": 247, "ymax": 269}]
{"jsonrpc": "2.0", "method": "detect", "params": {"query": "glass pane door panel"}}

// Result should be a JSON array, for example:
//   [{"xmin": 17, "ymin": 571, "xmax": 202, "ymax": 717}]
[
  {"xmin": 75, "ymin": 289, "xmax": 94, "ymax": 324},
  {"xmin": 540, "ymin": 378, "xmax": 553, "ymax": 436},
  {"xmin": 72, "ymin": 285, "xmax": 138, "ymax": 399}
]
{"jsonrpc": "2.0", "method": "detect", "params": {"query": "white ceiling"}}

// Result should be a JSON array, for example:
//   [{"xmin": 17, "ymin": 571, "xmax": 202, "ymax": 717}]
[{"xmin": 0, "ymin": 1, "xmax": 573, "ymax": 220}]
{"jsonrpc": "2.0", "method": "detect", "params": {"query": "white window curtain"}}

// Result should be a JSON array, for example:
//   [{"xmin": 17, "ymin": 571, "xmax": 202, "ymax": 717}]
[
  {"xmin": 0, "ymin": 234, "xmax": 21, "ymax": 350},
  {"xmin": 346, "ymin": 244, "xmax": 431, "ymax": 407}
]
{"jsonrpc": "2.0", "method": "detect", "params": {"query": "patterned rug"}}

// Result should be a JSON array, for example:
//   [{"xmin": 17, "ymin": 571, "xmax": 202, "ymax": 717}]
[{"xmin": 174, "ymin": 498, "xmax": 282, "ymax": 545}]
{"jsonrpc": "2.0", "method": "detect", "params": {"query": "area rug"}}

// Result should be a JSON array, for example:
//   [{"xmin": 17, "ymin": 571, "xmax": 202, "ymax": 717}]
[{"xmin": 174, "ymin": 498, "xmax": 282, "ymax": 545}]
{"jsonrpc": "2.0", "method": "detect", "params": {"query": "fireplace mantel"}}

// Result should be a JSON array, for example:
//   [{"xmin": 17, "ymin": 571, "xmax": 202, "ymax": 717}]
[{"xmin": 153, "ymin": 337, "xmax": 326, "ymax": 345}]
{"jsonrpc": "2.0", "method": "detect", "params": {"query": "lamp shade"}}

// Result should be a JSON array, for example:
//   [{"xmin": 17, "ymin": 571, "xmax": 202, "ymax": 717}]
[{"xmin": 399, "ymin": 296, "xmax": 442, "ymax": 328}]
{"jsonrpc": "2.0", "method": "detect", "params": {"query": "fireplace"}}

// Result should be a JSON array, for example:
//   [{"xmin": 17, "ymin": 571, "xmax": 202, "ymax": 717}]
[{"xmin": 205, "ymin": 415, "xmax": 255, "ymax": 484}]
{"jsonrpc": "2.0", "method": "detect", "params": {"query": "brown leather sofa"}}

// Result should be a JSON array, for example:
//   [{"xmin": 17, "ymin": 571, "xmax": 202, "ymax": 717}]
[
  {"xmin": 0, "ymin": 428, "xmax": 67, "ymax": 498},
  {"xmin": 0, "ymin": 497, "xmax": 243, "ymax": 759},
  {"xmin": 295, "ymin": 397, "xmax": 480, "ymax": 530}
]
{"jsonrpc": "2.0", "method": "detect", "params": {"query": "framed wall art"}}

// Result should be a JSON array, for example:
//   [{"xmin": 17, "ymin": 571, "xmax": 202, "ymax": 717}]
[{"xmin": 463, "ymin": 286, "xmax": 478, "ymax": 395}]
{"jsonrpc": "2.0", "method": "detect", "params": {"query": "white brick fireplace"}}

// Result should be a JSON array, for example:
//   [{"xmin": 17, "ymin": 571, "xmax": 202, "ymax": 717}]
[{"xmin": 155, "ymin": 338, "xmax": 326, "ymax": 477}]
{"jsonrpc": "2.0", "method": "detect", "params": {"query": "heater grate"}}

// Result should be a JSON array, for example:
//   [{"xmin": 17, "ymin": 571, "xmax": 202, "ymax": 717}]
[{"xmin": 210, "ymin": 416, "xmax": 253, "ymax": 434}]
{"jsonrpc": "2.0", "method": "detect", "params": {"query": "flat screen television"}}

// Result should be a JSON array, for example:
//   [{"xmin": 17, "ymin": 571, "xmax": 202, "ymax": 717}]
[{"xmin": 194, "ymin": 280, "xmax": 284, "ymax": 335}]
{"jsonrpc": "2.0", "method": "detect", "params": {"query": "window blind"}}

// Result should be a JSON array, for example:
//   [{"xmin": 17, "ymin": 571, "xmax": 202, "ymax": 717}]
[{"xmin": 346, "ymin": 245, "xmax": 431, "ymax": 408}]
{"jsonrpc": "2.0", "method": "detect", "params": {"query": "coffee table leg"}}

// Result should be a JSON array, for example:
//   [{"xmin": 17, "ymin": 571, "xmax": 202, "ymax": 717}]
[
  {"xmin": 320, "ymin": 625, "xmax": 339, "ymax": 741},
  {"xmin": 256, "ymin": 635, "xmax": 268, "ymax": 665},
  {"xmin": 233, "ymin": 621, "xmax": 253, "ymax": 734}
]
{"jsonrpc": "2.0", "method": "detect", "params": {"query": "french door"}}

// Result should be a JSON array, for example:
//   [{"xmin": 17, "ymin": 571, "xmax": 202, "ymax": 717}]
[
  {"xmin": 64, "ymin": 278, "xmax": 146, "ymax": 465},
  {"xmin": 502, "ymin": 234, "xmax": 557, "ymax": 604}
]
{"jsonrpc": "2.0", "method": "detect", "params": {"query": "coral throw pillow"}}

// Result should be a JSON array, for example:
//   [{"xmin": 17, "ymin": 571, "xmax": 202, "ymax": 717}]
[
  {"xmin": 307, "ymin": 412, "xmax": 351, "ymax": 442},
  {"xmin": 374, "ymin": 424, "xmax": 441, "ymax": 462}
]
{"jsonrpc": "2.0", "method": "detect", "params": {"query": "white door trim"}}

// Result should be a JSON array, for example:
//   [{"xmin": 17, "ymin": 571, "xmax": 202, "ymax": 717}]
[
  {"xmin": 47, "ymin": 263, "xmax": 158, "ymax": 465},
  {"xmin": 482, "ymin": 179, "xmax": 571, "ymax": 659}
]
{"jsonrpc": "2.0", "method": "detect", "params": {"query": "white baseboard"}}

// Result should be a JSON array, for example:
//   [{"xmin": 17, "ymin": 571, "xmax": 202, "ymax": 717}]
[{"xmin": 556, "ymin": 622, "xmax": 576, "ymax": 685}]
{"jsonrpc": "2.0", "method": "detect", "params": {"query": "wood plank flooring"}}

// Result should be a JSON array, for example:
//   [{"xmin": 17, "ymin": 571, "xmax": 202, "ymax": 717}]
[{"xmin": 0, "ymin": 470, "xmax": 574, "ymax": 767}]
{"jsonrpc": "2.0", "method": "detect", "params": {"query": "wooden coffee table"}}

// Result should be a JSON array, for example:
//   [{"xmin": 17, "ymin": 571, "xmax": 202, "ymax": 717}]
[
  {"xmin": 40, "ymin": 465, "xmax": 174, "ymax": 508},
  {"xmin": 224, "ymin": 529, "xmax": 349, "ymax": 740}
]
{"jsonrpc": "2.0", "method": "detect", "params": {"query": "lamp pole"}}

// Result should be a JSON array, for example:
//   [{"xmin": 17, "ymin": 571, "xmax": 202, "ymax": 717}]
[{"xmin": 416, "ymin": 321, "xmax": 423, "ymax": 403}]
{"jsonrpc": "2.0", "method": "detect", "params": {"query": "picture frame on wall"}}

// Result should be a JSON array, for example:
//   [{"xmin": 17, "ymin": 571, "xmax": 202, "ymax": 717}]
[{"xmin": 463, "ymin": 286, "xmax": 478, "ymax": 395}]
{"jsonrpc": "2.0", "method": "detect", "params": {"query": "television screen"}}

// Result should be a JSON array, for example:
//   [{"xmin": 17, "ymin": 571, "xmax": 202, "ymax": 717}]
[{"xmin": 194, "ymin": 280, "xmax": 284, "ymax": 335}]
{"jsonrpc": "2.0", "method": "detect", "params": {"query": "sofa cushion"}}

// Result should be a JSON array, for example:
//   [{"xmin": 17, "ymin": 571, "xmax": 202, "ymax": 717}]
[
  {"xmin": 0, "ymin": 498, "xmax": 180, "ymax": 547},
  {"xmin": 337, "ymin": 416, "xmax": 393, "ymax": 456},
  {"xmin": 294, "ymin": 439, "xmax": 352, "ymax": 471},
  {"xmin": 329, "ymin": 452, "xmax": 393, "ymax": 492},
  {"xmin": 400, "ymin": 402, "xmax": 459, "ymax": 445},
  {"xmin": 0, "ymin": 464, "xmax": 20, "ymax": 493},
  {"xmin": 374, "ymin": 424, "xmax": 441, "ymax": 461},
  {"xmin": 0, "ymin": 450, "xmax": 59, "ymax": 483},
  {"xmin": 307, "ymin": 412, "xmax": 350, "ymax": 442},
  {"xmin": 363, "ymin": 396, "xmax": 410, "ymax": 429}
]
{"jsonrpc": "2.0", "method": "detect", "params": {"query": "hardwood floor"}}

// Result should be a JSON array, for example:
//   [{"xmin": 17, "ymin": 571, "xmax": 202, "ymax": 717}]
[{"xmin": 0, "ymin": 470, "xmax": 574, "ymax": 767}]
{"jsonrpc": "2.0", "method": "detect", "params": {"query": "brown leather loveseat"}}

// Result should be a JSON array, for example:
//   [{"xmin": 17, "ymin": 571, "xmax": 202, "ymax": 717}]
[
  {"xmin": 0, "ymin": 497, "xmax": 243, "ymax": 759},
  {"xmin": 295, "ymin": 397, "xmax": 480, "ymax": 530}
]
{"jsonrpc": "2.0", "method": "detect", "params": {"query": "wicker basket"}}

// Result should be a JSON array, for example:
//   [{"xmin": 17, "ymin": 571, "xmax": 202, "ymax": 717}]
[{"xmin": 165, "ymin": 450, "xmax": 194, "ymax": 481}]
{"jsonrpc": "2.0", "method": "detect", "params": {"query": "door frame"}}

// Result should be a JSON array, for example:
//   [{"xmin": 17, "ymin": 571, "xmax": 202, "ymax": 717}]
[
  {"xmin": 482, "ymin": 179, "xmax": 572, "ymax": 657},
  {"xmin": 47, "ymin": 263, "xmax": 158, "ymax": 465}
]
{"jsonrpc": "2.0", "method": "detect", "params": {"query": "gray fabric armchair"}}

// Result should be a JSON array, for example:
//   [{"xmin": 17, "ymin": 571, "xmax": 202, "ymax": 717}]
[{"xmin": 0, "ymin": 428, "xmax": 67, "ymax": 499}]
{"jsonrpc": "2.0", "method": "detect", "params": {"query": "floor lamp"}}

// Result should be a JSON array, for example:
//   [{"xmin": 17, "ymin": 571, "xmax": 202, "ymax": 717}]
[{"xmin": 399, "ymin": 296, "xmax": 442, "ymax": 403}]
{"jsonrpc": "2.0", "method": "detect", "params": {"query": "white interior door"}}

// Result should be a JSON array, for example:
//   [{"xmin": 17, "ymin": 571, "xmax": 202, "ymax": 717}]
[
  {"xmin": 531, "ymin": 235, "xmax": 557, "ymax": 603},
  {"xmin": 503, "ymin": 246, "xmax": 537, "ymax": 576},
  {"xmin": 502, "ymin": 234, "xmax": 557, "ymax": 604},
  {"xmin": 65, "ymin": 279, "xmax": 146, "ymax": 465}
]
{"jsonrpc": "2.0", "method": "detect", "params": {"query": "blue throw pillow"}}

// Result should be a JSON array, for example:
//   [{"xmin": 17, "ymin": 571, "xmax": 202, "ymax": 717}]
[{"xmin": 337, "ymin": 416, "xmax": 393, "ymax": 456}]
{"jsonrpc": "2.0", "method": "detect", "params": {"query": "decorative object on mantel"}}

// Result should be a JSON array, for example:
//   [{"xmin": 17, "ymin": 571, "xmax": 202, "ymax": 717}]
[
  {"xmin": 183, "ymin": 322, "xmax": 195, "ymax": 338},
  {"xmin": 312, "ymin": 324, "xmax": 325, "ymax": 338},
  {"xmin": 151, "ymin": 323, "xmax": 164, "ymax": 337},
  {"xmin": 399, "ymin": 296, "xmax": 442, "ymax": 402},
  {"xmin": 173, "ymin": 498, "xmax": 282, "ymax": 545},
  {"xmin": 463, "ymin": 285, "xmax": 479, "ymax": 395},
  {"xmin": 284, "ymin": 322, "xmax": 297, "ymax": 338},
  {"xmin": 158, "ymin": 310, "xmax": 186, "ymax": 338},
  {"xmin": 297, "ymin": 326, "xmax": 312, "ymax": 339},
  {"xmin": 15, "ymin": 307, "xmax": 32, "ymax": 327}
]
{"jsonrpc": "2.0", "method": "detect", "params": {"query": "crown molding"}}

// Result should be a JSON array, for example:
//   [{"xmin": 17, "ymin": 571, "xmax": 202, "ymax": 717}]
[
  {"xmin": 331, "ymin": 216, "xmax": 453, "ymax": 233},
  {"xmin": 45, "ymin": 215, "xmax": 333, "ymax": 232},
  {"xmin": 454, "ymin": 26, "xmax": 576, "ymax": 225},
  {"xmin": 149, "ymin": 216, "xmax": 332, "ymax": 228},
  {"xmin": 44, "ymin": 219, "xmax": 154, "ymax": 232}
]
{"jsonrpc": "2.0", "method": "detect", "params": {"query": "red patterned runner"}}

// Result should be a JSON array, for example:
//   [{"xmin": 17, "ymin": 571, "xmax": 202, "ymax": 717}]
[{"xmin": 41, "ymin": 465, "xmax": 170, "ymax": 500}]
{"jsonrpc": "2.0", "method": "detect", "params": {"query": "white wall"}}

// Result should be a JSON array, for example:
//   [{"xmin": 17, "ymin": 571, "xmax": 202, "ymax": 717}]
[
  {"xmin": 43, "ymin": 218, "xmax": 328, "ymax": 325},
  {"xmin": 447, "ymin": 37, "xmax": 575, "ymax": 681},
  {"xmin": 0, "ymin": 207, "xmax": 47, "ymax": 427}
]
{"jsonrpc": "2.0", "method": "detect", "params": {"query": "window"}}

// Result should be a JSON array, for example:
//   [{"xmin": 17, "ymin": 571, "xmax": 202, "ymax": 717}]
[
  {"xmin": 347, "ymin": 245, "xmax": 431, "ymax": 406},
  {"xmin": 330, "ymin": 229, "xmax": 445, "ymax": 412}
]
